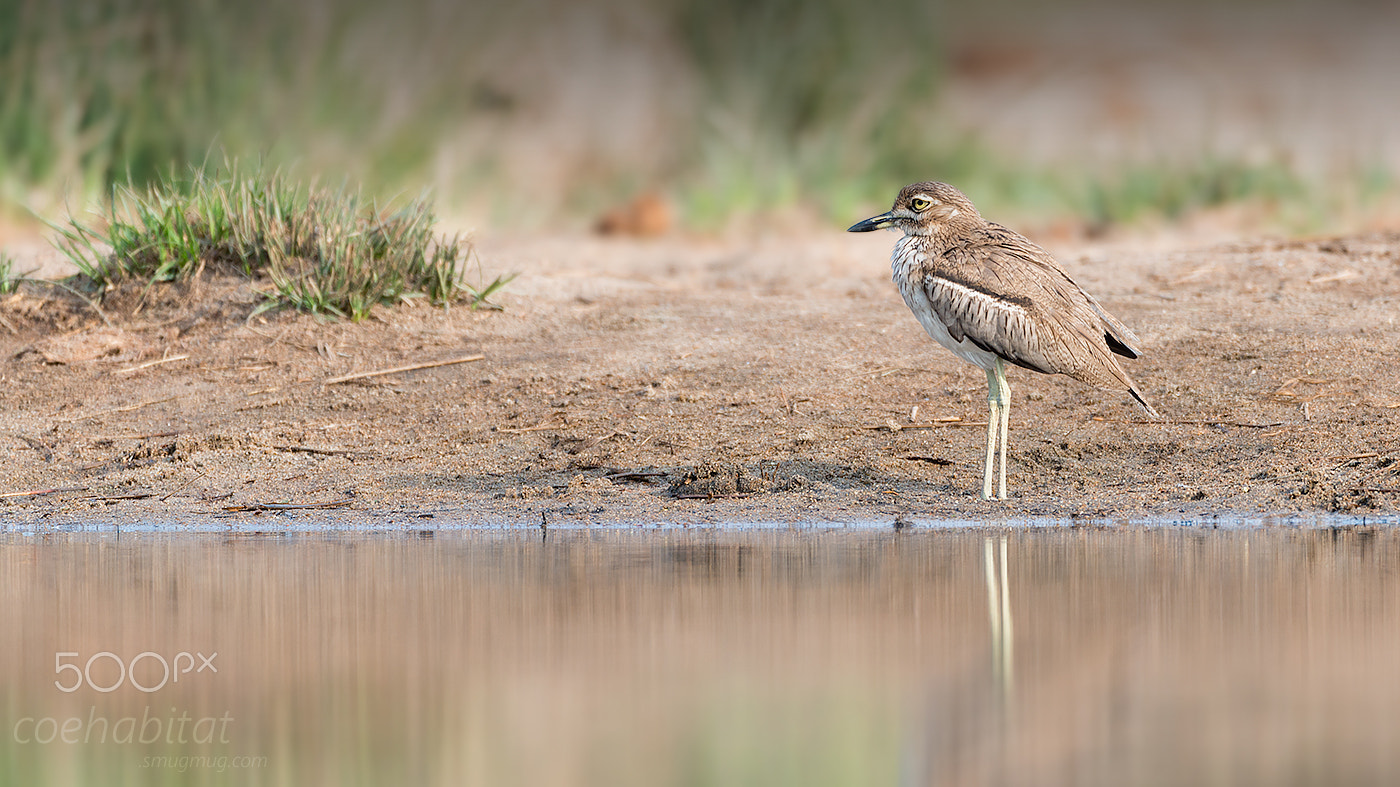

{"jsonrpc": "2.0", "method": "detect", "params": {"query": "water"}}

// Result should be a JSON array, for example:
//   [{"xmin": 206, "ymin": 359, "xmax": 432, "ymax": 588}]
[{"xmin": 3, "ymin": 527, "xmax": 1399, "ymax": 786}]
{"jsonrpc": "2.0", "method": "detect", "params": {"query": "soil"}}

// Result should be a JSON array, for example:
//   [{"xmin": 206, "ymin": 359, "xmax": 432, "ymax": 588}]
[{"xmin": 1, "ymin": 227, "xmax": 1398, "ymax": 529}]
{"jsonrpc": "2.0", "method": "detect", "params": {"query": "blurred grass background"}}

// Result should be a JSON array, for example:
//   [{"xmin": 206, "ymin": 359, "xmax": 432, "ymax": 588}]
[{"xmin": 2, "ymin": 0, "xmax": 1398, "ymax": 236}]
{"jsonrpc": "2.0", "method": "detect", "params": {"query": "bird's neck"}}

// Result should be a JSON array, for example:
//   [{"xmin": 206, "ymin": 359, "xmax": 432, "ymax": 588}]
[{"xmin": 902, "ymin": 220, "xmax": 982, "ymax": 256}]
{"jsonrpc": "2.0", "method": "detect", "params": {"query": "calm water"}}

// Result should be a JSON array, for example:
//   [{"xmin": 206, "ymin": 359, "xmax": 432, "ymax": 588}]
[{"xmin": 3, "ymin": 527, "xmax": 1399, "ymax": 786}]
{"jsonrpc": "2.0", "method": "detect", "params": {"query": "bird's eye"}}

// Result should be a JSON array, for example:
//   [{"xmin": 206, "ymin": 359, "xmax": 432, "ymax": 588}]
[{"xmin": 909, "ymin": 197, "xmax": 932, "ymax": 211}]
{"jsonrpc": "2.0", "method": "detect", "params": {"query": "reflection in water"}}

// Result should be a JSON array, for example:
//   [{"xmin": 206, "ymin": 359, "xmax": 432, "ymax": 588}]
[
  {"xmin": 2, "ymin": 528, "xmax": 1399, "ymax": 786},
  {"xmin": 985, "ymin": 537, "xmax": 1013, "ymax": 702}
]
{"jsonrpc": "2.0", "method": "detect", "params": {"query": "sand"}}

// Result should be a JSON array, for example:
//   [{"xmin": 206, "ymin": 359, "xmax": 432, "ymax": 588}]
[{"xmin": 1, "ymin": 227, "xmax": 1397, "ymax": 529}]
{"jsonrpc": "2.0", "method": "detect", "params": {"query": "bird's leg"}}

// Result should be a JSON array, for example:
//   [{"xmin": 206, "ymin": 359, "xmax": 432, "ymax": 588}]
[
  {"xmin": 982, "ymin": 366, "xmax": 1001, "ymax": 501},
  {"xmin": 995, "ymin": 358, "xmax": 1011, "ymax": 500}
]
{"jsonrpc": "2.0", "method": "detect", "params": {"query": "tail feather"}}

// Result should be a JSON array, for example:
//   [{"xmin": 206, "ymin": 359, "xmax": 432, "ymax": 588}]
[{"xmin": 1127, "ymin": 383, "xmax": 1159, "ymax": 419}]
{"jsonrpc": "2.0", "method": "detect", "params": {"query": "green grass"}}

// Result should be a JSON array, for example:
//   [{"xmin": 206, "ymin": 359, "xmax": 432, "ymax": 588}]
[
  {"xmin": 1077, "ymin": 158, "xmax": 1308, "ymax": 227},
  {"xmin": 49, "ymin": 163, "xmax": 512, "ymax": 320},
  {"xmin": 0, "ymin": 0, "xmax": 467, "ymax": 216},
  {"xmin": 676, "ymin": 0, "xmax": 943, "ymax": 223},
  {"xmin": 0, "ymin": 251, "xmax": 16, "ymax": 293},
  {"xmin": 0, "ymin": 0, "xmax": 1391, "ymax": 234}
]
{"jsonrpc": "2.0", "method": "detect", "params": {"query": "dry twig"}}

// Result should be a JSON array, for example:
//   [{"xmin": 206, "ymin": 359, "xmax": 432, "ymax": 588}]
[
  {"xmin": 89, "ymin": 431, "xmax": 182, "ymax": 442},
  {"xmin": 324, "ymin": 354, "xmax": 484, "ymax": 385},
  {"xmin": 865, "ymin": 417, "xmax": 982, "ymax": 431},
  {"xmin": 838, "ymin": 366, "xmax": 921, "ymax": 382},
  {"xmin": 272, "ymin": 445, "xmax": 369, "ymax": 457},
  {"xmin": 160, "ymin": 469, "xmax": 210, "ymax": 501},
  {"xmin": 221, "ymin": 498, "xmax": 354, "ymax": 512},
  {"xmin": 116, "ymin": 354, "xmax": 190, "ymax": 374},
  {"xmin": 55, "ymin": 396, "xmax": 181, "ymax": 423},
  {"xmin": 0, "ymin": 486, "xmax": 87, "ymax": 499},
  {"xmin": 1091, "ymin": 417, "xmax": 1284, "ymax": 429}
]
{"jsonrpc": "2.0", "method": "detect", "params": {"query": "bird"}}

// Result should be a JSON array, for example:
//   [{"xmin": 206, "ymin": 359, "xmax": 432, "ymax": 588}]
[{"xmin": 848, "ymin": 181, "xmax": 1157, "ymax": 501}]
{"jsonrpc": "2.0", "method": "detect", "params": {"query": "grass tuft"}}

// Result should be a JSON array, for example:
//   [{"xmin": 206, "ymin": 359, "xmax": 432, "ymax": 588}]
[
  {"xmin": 0, "ymin": 251, "xmax": 16, "ymax": 294},
  {"xmin": 49, "ymin": 163, "xmax": 510, "ymax": 320}
]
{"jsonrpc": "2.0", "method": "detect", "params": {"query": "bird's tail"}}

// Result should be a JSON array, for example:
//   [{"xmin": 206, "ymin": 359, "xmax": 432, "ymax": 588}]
[
  {"xmin": 1127, "ymin": 384, "xmax": 1159, "ymax": 419},
  {"xmin": 1074, "ymin": 357, "xmax": 1159, "ymax": 419}
]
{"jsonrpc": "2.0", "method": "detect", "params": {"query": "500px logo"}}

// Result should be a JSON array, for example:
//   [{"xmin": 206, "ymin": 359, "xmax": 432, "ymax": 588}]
[{"xmin": 54, "ymin": 651, "xmax": 218, "ymax": 693}]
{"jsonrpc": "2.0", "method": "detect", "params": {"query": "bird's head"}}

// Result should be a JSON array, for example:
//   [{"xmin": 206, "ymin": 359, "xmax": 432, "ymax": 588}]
[{"xmin": 847, "ymin": 182, "xmax": 981, "ymax": 237}]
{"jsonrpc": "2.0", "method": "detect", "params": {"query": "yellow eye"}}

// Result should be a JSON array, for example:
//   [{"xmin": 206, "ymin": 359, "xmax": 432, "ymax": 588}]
[{"xmin": 909, "ymin": 197, "xmax": 932, "ymax": 211}]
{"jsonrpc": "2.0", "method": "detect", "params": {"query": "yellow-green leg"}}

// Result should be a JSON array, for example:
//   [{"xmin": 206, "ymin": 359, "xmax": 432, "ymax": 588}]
[
  {"xmin": 982, "ymin": 359, "xmax": 1011, "ymax": 501},
  {"xmin": 997, "ymin": 360, "xmax": 1010, "ymax": 500}
]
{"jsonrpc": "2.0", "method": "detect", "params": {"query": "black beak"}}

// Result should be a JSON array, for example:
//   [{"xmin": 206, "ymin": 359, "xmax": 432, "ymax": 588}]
[{"xmin": 847, "ymin": 211, "xmax": 896, "ymax": 232}]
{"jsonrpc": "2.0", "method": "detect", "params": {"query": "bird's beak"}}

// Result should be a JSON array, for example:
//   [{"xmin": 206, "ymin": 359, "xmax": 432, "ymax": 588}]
[{"xmin": 847, "ymin": 211, "xmax": 896, "ymax": 232}]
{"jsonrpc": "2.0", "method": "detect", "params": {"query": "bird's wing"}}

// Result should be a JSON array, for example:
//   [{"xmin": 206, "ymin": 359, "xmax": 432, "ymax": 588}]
[{"xmin": 921, "ymin": 231, "xmax": 1121, "ymax": 376}]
